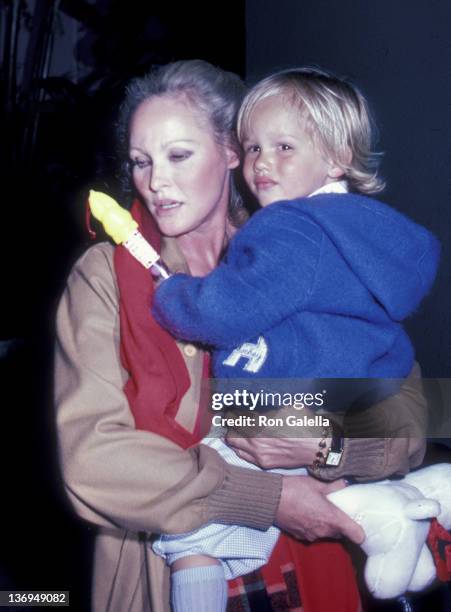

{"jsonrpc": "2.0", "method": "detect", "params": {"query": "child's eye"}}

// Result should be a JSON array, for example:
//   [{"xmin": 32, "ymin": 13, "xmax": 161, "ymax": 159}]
[
  {"xmin": 245, "ymin": 144, "xmax": 260, "ymax": 154},
  {"xmin": 279, "ymin": 144, "xmax": 293, "ymax": 151},
  {"xmin": 169, "ymin": 150, "xmax": 192, "ymax": 162},
  {"xmin": 131, "ymin": 158, "xmax": 151, "ymax": 169}
]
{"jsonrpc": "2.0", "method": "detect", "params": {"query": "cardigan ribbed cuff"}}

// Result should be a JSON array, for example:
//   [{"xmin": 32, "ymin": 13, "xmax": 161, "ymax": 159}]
[
  {"xmin": 206, "ymin": 464, "xmax": 282, "ymax": 530},
  {"xmin": 308, "ymin": 437, "xmax": 387, "ymax": 481}
]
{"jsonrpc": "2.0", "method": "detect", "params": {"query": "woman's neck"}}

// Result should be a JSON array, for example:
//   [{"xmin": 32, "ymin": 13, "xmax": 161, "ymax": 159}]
[{"xmin": 176, "ymin": 220, "xmax": 234, "ymax": 276}]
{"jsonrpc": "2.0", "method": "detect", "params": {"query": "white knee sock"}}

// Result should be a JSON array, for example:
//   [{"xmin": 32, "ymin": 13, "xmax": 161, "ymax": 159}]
[{"xmin": 170, "ymin": 564, "xmax": 227, "ymax": 612}]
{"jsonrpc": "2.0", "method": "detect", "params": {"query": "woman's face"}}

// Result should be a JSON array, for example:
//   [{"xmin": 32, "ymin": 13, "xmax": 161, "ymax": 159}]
[{"xmin": 129, "ymin": 95, "xmax": 239, "ymax": 238}]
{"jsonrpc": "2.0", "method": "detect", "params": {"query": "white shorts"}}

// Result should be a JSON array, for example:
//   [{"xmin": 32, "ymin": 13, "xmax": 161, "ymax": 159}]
[{"xmin": 152, "ymin": 436, "xmax": 306, "ymax": 579}]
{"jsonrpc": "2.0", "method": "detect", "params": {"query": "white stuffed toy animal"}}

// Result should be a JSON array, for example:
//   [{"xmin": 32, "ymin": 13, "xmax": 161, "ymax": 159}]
[
  {"xmin": 327, "ymin": 463, "xmax": 451, "ymax": 599},
  {"xmin": 404, "ymin": 463, "xmax": 451, "ymax": 529}
]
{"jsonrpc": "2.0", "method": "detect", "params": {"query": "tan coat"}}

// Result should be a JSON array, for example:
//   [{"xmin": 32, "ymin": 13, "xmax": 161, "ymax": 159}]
[{"xmin": 54, "ymin": 241, "xmax": 427, "ymax": 612}]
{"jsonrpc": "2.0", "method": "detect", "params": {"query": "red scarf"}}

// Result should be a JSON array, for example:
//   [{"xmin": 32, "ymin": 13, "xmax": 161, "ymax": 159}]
[
  {"xmin": 113, "ymin": 200, "xmax": 360, "ymax": 612},
  {"xmin": 428, "ymin": 518, "xmax": 451, "ymax": 581},
  {"xmin": 114, "ymin": 200, "xmax": 207, "ymax": 448}
]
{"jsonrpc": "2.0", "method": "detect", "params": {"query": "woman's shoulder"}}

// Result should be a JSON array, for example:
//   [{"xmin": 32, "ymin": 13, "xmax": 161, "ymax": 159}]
[
  {"xmin": 73, "ymin": 241, "xmax": 114, "ymax": 270},
  {"xmin": 69, "ymin": 242, "xmax": 115, "ymax": 278},
  {"xmin": 65, "ymin": 242, "xmax": 118, "ymax": 301}
]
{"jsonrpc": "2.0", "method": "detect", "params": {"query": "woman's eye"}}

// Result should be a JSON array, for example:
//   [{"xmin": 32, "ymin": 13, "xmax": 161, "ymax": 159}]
[
  {"xmin": 169, "ymin": 151, "xmax": 192, "ymax": 162},
  {"xmin": 131, "ymin": 158, "xmax": 151, "ymax": 169}
]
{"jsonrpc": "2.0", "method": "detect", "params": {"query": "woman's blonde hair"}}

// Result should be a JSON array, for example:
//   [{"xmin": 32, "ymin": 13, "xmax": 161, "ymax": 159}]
[
  {"xmin": 117, "ymin": 60, "xmax": 247, "ymax": 223},
  {"xmin": 237, "ymin": 67, "xmax": 385, "ymax": 194}
]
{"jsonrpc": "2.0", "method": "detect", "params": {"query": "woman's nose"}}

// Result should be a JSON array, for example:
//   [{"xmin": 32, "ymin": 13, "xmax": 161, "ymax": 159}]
[{"xmin": 149, "ymin": 164, "xmax": 170, "ymax": 192}]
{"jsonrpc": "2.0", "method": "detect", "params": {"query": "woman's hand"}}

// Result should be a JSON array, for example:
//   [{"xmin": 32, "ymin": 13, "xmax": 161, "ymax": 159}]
[
  {"xmin": 275, "ymin": 476, "xmax": 365, "ymax": 544},
  {"xmin": 226, "ymin": 435, "xmax": 329, "ymax": 469}
]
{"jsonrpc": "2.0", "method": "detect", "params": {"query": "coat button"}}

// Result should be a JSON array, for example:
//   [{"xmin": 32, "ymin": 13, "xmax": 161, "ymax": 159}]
[{"xmin": 183, "ymin": 344, "xmax": 197, "ymax": 357}]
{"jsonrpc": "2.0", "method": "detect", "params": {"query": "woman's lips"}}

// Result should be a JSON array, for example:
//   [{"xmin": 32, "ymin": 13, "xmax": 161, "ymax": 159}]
[{"xmin": 154, "ymin": 199, "xmax": 183, "ymax": 215}]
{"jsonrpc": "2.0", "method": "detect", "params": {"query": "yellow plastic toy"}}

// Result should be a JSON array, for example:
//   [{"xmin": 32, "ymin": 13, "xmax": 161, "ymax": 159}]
[
  {"xmin": 88, "ymin": 190, "xmax": 170, "ymax": 279},
  {"xmin": 88, "ymin": 190, "xmax": 138, "ymax": 244}
]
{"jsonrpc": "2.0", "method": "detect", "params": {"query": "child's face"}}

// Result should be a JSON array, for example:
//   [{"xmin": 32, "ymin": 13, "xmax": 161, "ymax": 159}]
[{"xmin": 242, "ymin": 95, "xmax": 339, "ymax": 207}]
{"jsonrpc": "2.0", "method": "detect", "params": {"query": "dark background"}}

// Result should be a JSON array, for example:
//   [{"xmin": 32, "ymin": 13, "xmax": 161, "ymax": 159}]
[{"xmin": 0, "ymin": 1, "xmax": 449, "ymax": 610}]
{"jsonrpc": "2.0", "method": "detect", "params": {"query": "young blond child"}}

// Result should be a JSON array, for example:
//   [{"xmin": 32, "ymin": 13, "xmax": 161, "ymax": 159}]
[{"xmin": 151, "ymin": 68, "xmax": 440, "ymax": 612}]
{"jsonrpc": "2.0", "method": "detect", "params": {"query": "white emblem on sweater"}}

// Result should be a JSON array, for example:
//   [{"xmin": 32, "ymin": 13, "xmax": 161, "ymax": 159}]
[{"xmin": 222, "ymin": 336, "xmax": 268, "ymax": 373}]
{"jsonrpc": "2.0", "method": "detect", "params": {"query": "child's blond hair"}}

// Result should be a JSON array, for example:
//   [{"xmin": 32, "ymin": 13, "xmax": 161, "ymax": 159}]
[{"xmin": 237, "ymin": 67, "xmax": 385, "ymax": 194}]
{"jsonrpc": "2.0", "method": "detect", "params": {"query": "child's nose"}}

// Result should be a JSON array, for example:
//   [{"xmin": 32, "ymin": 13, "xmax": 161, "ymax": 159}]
[{"xmin": 254, "ymin": 152, "xmax": 271, "ymax": 173}]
